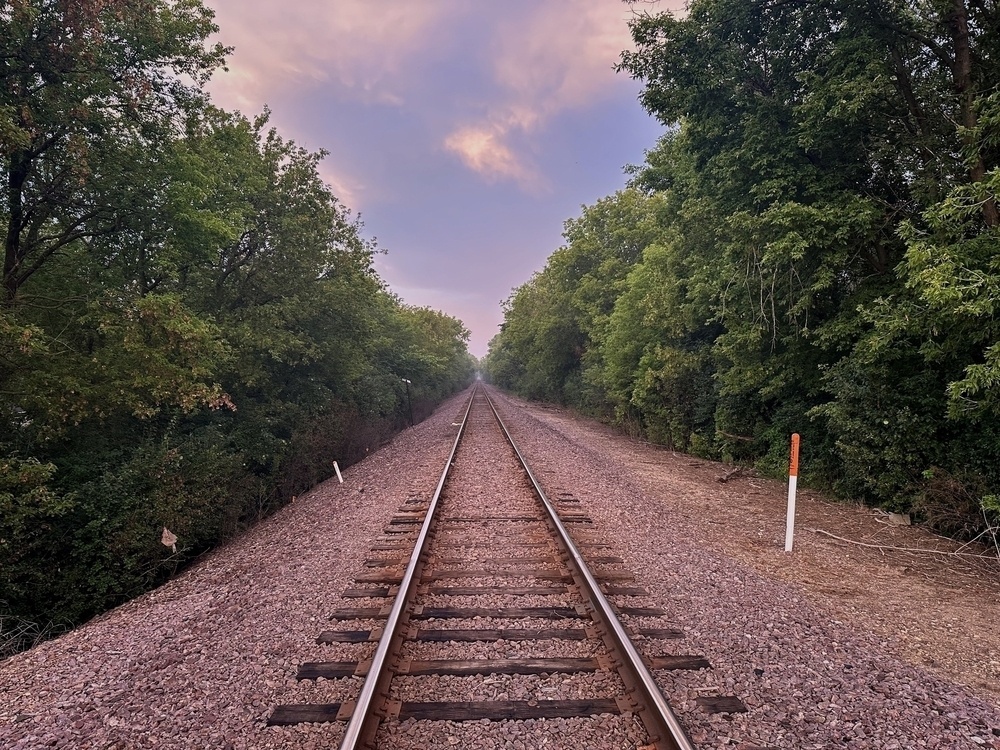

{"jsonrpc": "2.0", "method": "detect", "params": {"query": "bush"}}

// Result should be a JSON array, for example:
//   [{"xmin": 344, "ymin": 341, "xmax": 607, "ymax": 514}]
[{"xmin": 913, "ymin": 468, "xmax": 995, "ymax": 542}]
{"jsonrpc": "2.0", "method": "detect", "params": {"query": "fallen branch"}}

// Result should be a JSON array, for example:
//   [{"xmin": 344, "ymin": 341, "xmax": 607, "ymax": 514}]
[
  {"xmin": 808, "ymin": 528, "xmax": 997, "ymax": 560},
  {"xmin": 717, "ymin": 430, "xmax": 755, "ymax": 443},
  {"xmin": 716, "ymin": 466, "xmax": 745, "ymax": 483}
]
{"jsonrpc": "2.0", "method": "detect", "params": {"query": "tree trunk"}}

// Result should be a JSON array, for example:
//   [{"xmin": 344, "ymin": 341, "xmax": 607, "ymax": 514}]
[
  {"xmin": 949, "ymin": 0, "xmax": 999, "ymax": 226},
  {"xmin": 3, "ymin": 151, "xmax": 29, "ymax": 305}
]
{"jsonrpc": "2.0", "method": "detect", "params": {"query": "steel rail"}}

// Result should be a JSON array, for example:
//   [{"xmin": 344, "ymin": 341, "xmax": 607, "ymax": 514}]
[
  {"xmin": 482, "ymin": 386, "xmax": 697, "ymax": 750},
  {"xmin": 338, "ymin": 385, "xmax": 478, "ymax": 750}
]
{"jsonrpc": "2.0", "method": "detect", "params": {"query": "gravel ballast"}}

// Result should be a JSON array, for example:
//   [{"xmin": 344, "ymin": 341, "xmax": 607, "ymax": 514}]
[
  {"xmin": 489, "ymin": 389, "xmax": 1000, "ymax": 749},
  {"xmin": 1, "ymin": 384, "xmax": 999, "ymax": 749}
]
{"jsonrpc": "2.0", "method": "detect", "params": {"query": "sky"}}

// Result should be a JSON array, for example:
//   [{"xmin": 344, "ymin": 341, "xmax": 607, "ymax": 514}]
[{"xmin": 204, "ymin": 0, "xmax": 681, "ymax": 357}]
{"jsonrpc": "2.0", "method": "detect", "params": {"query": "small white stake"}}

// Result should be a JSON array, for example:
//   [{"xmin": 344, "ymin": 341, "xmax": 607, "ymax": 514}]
[
  {"xmin": 784, "ymin": 433, "xmax": 800, "ymax": 552},
  {"xmin": 333, "ymin": 461, "xmax": 343, "ymax": 484}
]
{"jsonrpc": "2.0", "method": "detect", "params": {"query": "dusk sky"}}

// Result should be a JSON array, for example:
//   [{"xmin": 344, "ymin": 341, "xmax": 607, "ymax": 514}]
[{"xmin": 204, "ymin": 1, "xmax": 681, "ymax": 357}]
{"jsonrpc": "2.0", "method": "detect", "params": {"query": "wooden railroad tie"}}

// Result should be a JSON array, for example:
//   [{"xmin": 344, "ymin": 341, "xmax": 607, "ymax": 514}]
[
  {"xmin": 424, "ymin": 568, "xmax": 570, "ymax": 581},
  {"xmin": 269, "ymin": 693, "xmax": 745, "ymax": 727},
  {"xmin": 412, "ymin": 605, "xmax": 586, "ymax": 619},
  {"xmin": 314, "ymin": 626, "xmax": 686, "ymax": 645},
  {"xmin": 296, "ymin": 655, "xmax": 709, "ymax": 680},
  {"xmin": 341, "ymin": 587, "xmax": 392, "ymax": 599},
  {"xmin": 327, "ymin": 604, "xmax": 668, "ymax": 621},
  {"xmin": 602, "ymin": 585, "xmax": 649, "ymax": 596},
  {"xmin": 441, "ymin": 515, "xmax": 543, "ymax": 523},
  {"xmin": 411, "ymin": 627, "xmax": 592, "ymax": 642},
  {"xmin": 298, "ymin": 656, "xmax": 612, "ymax": 679},
  {"xmin": 435, "ymin": 556, "xmax": 557, "ymax": 566},
  {"xmin": 268, "ymin": 698, "xmax": 626, "ymax": 726},
  {"xmin": 425, "ymin": 584, "xmax": 569, "ymax": 596},
  {"xmin": 316, "ymin": 630, "xmax": 381, "ymax": 644},
  {"xmin": 434, "ymin": 543, "xmax": 553, "ymax": 550}
]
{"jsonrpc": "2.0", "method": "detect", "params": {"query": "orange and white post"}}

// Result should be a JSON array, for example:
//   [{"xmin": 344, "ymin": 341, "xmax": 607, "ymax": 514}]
[{"xmin": 784, "ymin": 433, "xmax": 800, "ymax": 552}]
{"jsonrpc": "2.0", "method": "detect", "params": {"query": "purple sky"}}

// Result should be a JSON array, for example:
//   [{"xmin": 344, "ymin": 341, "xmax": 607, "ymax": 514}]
[{"xmin": 204, "ymin": 1, "xmax": 680, "ymax": 357}]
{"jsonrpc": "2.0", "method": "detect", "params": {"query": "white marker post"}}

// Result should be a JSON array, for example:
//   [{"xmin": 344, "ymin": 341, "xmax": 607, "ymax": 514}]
[
  {"xmin": 333, "ymin": 461, "xmax": 343, "ymax": 484},
  {"xmin": 784, "ymin": 433, "xmax": 800, "ymax": 552}
]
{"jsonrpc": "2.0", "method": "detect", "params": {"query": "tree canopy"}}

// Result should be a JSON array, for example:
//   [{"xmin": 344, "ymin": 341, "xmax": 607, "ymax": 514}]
[{"xmin": 486, "ymin": 0, "xmax": 1000, "ymax": 539}]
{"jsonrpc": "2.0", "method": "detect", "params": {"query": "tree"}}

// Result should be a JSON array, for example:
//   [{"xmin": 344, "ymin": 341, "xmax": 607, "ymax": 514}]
[
  {"xmin": 608, "ymin": 0, "xmax": 1000, "ymax": 508},
  {"xmin": 484, "ymin": 189, "xmax": 667, "ymax": 407},
  {"xmin": 1, "ymin": 0, "xmax": 228, "ymax": 303}
]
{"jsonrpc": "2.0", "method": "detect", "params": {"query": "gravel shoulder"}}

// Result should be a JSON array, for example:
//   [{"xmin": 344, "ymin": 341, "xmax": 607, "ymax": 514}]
[{"xmin": 2, "ymin": 384, "xmax": 999, "ymax": 750}]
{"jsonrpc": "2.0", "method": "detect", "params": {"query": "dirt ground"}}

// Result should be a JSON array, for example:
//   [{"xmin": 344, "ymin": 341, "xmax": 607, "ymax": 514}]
[{"xmin": 519, "ymin": 401, "xmax": 1000, "ymax": 708}]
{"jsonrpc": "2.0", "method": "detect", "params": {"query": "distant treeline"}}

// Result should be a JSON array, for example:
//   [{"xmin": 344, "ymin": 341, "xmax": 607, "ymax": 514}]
[
  {"xmin": 1, "ymin": 1, "xmax": 473, "ymax": 654},
  {"xmin": 485, "ymin": 1, "xmax": 1000, "ymax": 540}
]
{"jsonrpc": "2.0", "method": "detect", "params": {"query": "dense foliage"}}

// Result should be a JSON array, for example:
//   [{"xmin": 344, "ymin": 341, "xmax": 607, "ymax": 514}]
[
  {"xmin": 1, "ymin": 0, "xmax": 473, "ymax": 654},
  {"xmin": 486, "ymin": 0, "xmax": 1000, "ymax": 537}
]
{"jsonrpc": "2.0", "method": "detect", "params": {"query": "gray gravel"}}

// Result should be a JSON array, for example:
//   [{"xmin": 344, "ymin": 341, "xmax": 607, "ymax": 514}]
[
  {"xmin": 489, "ymin": 388, "xmax": 1000, "ymax": 749},
  {"xmin": 2, "ymin": 383, "xmax": 999, "ymax": 749}
]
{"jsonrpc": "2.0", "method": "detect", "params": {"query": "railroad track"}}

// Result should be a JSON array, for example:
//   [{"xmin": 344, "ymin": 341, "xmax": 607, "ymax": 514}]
[{"xmin": 268, "ymin": 385, "xmax": 745, "ymax": 748}]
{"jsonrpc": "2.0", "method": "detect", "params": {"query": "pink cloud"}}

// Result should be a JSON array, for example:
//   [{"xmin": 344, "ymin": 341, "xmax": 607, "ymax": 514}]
[
  {"xmin": 492, "ymin": 2, "xmax": 635, "ymax": 116},
  {"xmin": 203, "ymin": 1, "xmax": 685, "ymax": 195},
  {"xmin": 443, "ymin": 126, "xmax": 544, "ymax": 192},
  {"xmin": 205, "ymin": 0, "xmax": 458, "ymax": 112},
  {"xmin": 317, "ymin": 164, "xmax": 365, "ymax": 212},
  {"xmin": 443, "ymin": 0, "xmax": 684, "ymax": 188}
]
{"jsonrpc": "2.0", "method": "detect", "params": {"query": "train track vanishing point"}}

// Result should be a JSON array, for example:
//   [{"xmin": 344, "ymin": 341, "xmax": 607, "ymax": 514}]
[{"xmin": 268, "ymin": 385, "xmax": 747, "ymax": 748}]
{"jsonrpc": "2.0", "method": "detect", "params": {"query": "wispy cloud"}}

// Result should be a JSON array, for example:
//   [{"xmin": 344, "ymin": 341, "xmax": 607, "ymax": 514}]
[
  {"xmin": 443, "ymin": 125, "xmax": 543, "ymax": 192},
  {"xmin": 491, "ymin": 1, "xmax": 637, "ymax": 115},
  {"xmin": 204, "ymin": 1, "xmax": 682, "ymax": 195},
  {"xmin": 206, "ymin": 0, "xmax": 457, "ymax": 111},
  {"xmin": 441, "ymin": 0, "xmax": 681, "ymax": 189}
]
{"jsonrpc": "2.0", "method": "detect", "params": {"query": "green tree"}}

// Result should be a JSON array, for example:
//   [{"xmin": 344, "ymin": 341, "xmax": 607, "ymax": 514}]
[
  {"xmin": 1, "ymin": 0, "xmax": 228, "ymax": 303},
  {"xmin": 491, "ymin": 0, "xmax": 1000, "ymax": 528},
  {"xmin": 612, "ymin": 0, "xmax": 1000, "ymax": 512},
  {"xmin": 485, "ymin": 189, "xmax": 667, "ymax": 407}
]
